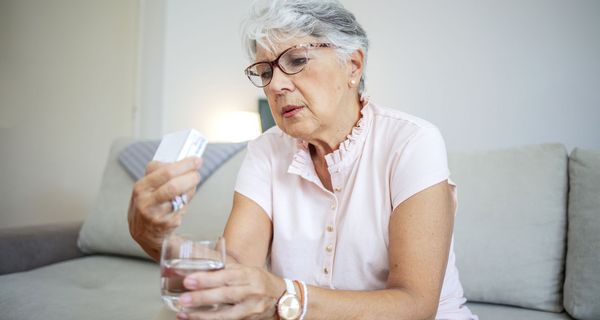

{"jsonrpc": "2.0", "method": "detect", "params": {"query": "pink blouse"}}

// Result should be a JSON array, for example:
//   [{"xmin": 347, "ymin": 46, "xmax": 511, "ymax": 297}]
[{"xmin": 235, "ymin": 100, "xmax": 477, "ymax": 319}]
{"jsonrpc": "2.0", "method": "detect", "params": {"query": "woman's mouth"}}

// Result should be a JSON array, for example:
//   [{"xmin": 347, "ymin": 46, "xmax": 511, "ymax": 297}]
[{"xmin": 281, "ymin": 105, "xmax": 304, "ymax": 118}]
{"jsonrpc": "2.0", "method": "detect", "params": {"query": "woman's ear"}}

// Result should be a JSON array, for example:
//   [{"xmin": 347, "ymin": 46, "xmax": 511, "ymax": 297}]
[{"xmin": 347, "ymin": 48, "xmax": 365, "ymax": 81}]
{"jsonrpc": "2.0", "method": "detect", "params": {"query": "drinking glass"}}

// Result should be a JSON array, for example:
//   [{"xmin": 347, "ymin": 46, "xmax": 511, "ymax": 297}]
[{"xmin": 160, "ymin": 233, "xmax": 226, "ymax": 312}]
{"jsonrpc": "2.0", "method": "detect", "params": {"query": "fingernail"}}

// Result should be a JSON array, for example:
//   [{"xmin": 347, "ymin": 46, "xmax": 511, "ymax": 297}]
[
  {"xmin": 184, "ymin": 278, "xmax": 198, "ymax": 289},
  {"xmin": 177, "ymin": 313, "xmax": 188, "ymax": 320},
  {"xmin": 180, "ymin": 294, "xmax": 192, "ymax": 306}
]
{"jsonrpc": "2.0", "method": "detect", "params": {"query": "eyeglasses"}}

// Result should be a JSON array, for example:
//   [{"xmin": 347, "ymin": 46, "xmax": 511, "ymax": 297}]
[{"xmin": 244, "ymin": 42, "xmax": 337, "ymax": 88}]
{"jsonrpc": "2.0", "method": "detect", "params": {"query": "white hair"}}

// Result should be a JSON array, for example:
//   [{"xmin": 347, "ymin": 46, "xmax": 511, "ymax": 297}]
[{"xmin": 241, "ymin": 0, "xmax": 369, "ymax": 94}]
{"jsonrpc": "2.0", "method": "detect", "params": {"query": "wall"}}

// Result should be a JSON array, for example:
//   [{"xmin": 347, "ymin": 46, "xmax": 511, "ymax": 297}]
[
  {"xmin": 154, "ymin": 0, "xmax": 599, "ymax": 150},
  {"xmin": 345, "ymin": 0, "xmax": 600, "ymax": 151},
  {"xmin": 0, "ymin": 0, "xmax": 138, "ymax": 228},
  {"xmin": 160, "ymin": 0, "xmax": 259, "ymax": 141},
  {"xmin": 136, "ymin": 0, "xmax": 166, "ymax": 139}
]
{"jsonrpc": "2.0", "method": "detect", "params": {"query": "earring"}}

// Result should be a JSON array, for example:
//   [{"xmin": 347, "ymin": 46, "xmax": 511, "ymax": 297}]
[{"xmin": 350, "ymin": 79, "xmax": 356, "ymax": 86}]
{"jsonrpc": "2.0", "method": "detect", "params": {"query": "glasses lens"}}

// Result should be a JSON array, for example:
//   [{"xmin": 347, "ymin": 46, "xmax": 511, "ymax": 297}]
[
  {"xmin": 246, "ymin": 62, "xmax": 272, "ymax": 87},
  {"xmin": 279, "ymin": 47, "xmax": 308, "ymax": 75}
]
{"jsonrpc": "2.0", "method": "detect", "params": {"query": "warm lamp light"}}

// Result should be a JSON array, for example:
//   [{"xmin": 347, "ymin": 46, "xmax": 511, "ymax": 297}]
[{"xmin": 211, "ymin": 111, "xmax": 261, "ymax": 142}]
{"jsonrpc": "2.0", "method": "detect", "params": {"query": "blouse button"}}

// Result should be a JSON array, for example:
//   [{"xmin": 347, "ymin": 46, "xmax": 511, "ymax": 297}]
[
  {"xmin": 326, "ymin": 244, "xmax": 333, "ymax": 252},
  {"xmin": 323, "ymin": 267, "xmax": 329, "ymax": 274},
  {"xmin": 334, "ymin": 187, "xmax": 342, "ymax": 192},
  {"xmin": 326, "ymin": 225, "xmax": 334, "ymax": 232}
]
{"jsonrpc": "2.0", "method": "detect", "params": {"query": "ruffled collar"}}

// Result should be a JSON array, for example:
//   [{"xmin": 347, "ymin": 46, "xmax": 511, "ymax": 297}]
[{"xmin": 288, "ymin": 97, "xmax": 373, "ymax": 181}]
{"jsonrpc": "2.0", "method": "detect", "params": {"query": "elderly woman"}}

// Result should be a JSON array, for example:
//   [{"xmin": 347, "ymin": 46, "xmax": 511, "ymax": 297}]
[{"xmin": 128, "ymin": 0, "xmax": 478, "ymax": 319}]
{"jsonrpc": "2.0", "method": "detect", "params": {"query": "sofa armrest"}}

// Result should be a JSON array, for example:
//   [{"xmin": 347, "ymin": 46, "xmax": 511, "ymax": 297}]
[{"xmin": 0, "ymin": 222, "xmax": 86, "ymax": 275}]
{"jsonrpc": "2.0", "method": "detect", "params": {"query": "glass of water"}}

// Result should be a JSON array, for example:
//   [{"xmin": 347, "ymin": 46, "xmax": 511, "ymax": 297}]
[{"xmin": 160, "ymin": 233, "xmax": 226, "ymax": 312}]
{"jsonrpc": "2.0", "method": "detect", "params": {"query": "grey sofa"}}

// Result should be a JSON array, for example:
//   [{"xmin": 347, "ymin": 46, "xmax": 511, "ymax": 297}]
[{"xmin": 1, "ymin": 139, "xmax": 598, "ymax": 320}]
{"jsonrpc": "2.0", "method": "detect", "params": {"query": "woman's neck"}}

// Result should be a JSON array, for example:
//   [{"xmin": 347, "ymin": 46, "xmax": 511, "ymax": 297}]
[{"xmin": 307, "ymin": 95, "xmax": 363, "ymax": 160}]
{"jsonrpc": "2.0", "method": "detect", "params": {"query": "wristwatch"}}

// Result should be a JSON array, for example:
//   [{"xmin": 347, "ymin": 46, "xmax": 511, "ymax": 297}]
[{"xmin": 277, "ymin": 279, "xmax": 302, "ymax": 320}]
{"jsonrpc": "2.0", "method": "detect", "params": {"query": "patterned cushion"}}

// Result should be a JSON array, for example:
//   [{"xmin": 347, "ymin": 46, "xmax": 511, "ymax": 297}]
[{"xmin": 118, "ymin": 140, "xmax": 246, "ymax": 186}]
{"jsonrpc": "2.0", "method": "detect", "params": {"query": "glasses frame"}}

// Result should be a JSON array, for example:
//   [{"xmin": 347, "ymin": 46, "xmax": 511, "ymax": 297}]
[{"xmin": 244, "ymin": 42, "xmax": 337, "ymax": 88}]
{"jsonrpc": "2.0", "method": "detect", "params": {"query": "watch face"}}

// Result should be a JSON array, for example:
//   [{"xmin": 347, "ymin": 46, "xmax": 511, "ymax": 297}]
[{"xmin": 278, "ymin": 293, "xmax": 301, "ymax": 320}]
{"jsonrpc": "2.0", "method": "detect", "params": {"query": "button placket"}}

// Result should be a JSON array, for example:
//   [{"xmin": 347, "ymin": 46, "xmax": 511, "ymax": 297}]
[
  {"xmin": 323, "ymin": 162, "xmax": 346, "ymax": 286},
  {"xmin": 322, "ymin": 186, "xmax": 338, "ymax": 284},
  {"xmin": 323, "ymin": 224, "xmax": 335, "ymax": 277}
]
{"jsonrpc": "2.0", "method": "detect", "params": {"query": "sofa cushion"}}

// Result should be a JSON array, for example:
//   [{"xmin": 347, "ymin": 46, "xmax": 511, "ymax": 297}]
[
  {"xmin": 449, "ymin": 144, "xmax": 568, "ymax": 312},
  {"xmin": 0, "ymin": 256, "xmax": 160, "ymax": 320},
  {"xmin": 564, "ymin": 148, "xmax": 600, "ymax": 320},
  {"xmin": 77, "ymin": 139, "xmax": 246, "ymax": 259},
  {"xmin": 467, "ymin": 303, "xmax": 574, "ymax": 320}
]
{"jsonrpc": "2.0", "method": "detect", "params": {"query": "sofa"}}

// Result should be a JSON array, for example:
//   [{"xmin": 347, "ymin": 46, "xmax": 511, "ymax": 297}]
[{"xmin": 1, "ymin": 139, "xmax": 599, "ymax": 320}]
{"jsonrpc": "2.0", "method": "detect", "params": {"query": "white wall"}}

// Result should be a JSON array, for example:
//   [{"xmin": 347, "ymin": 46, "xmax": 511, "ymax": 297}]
[
  {"xmin": 160, "ymin": 0, "xmax": 259, "ymax": 141},
  {"xmin": 136, "ymin": 0, "xmax": 166, "ymax": 139},
  {"xmin": 152, "ymin": 0, "xmax": 599, "ymax": 151},
  {"xmin": 0, "ymin": 0, "xmax": 138, "ymax": 228},
  {"xmin": 345, "ymin": 0, "xmax": 600, "ymax": 151}
]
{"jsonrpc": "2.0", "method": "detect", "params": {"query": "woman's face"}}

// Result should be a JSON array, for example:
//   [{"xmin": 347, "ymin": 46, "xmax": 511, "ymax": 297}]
[{"xmin": 255, "ymin": 36, "xmax": 360, "ymax": 141}]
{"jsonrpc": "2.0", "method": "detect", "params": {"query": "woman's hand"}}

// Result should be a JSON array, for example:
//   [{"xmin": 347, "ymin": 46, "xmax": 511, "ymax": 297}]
[
  {"xmin": 127, "ymin": 157, "xmax": 203, "ymax": 261},
  {"xmin": 177, "ymin": 263, "xmax": 285, "ymax": 320}
]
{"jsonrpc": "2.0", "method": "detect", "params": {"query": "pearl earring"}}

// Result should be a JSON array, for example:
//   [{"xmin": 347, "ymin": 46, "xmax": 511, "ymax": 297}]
[{"xmin": 350, "ymin": 79, "xmax": 356, "ymax": 86}]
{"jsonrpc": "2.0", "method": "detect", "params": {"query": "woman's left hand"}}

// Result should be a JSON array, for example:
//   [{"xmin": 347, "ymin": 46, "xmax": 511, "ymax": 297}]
[{"xmin": 177, "ymin": 263, "xmax": 284, "ymax": 320}]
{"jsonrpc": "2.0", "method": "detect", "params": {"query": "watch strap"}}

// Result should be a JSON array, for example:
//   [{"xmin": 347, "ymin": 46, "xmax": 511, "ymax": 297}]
[
  {"xmin": 299, "ymin": 281, "xmax": 308, "ymax": 320},
  {"xmin": 284, "ymin": 278, "xmax": 297, "ymax": 295},
  {"xmin": 277, "ymin": 278, "xmax": 302, "ymax": 320}
]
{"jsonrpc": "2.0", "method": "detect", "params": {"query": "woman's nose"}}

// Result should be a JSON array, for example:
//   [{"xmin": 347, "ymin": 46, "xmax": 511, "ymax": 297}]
[{"xmin": 267, "ymin": 66, "xmax": 295, "ymax": 93}]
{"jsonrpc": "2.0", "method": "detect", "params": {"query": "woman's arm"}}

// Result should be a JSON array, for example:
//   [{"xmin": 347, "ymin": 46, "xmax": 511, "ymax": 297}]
[
  {"xmin": 179, "ymin": 181, "xmax": 454, "ymax": 320},
  {"xmin": 222, "ymin": 192, "xmax": 274, "ymax": 267}
]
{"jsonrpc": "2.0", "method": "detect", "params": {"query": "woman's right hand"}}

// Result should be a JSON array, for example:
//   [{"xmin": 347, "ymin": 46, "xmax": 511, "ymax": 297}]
[{"xmin": 127, "ymin": 157, "xmax": 203, "ymax": 261}]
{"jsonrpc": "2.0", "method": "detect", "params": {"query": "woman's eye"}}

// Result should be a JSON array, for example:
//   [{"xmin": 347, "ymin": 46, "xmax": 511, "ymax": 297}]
[
  {"xmin": 290, "ymin": 57, "xmax": 308, "ymax": 66},
  {"xmin": 260, "ymin": 70, "xmax": 273, "ymax": 80}
]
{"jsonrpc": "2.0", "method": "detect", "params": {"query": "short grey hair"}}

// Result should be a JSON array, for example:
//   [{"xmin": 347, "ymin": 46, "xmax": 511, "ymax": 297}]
[{"xmin": 242, "ymin": 0, "xmax": 369, "ymax": 94}]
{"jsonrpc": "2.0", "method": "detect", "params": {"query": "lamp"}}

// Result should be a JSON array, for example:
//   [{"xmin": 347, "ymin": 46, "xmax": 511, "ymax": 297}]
[{"xmin": 211, "ymin": 111, "xmax": 261, "ymax": 142}]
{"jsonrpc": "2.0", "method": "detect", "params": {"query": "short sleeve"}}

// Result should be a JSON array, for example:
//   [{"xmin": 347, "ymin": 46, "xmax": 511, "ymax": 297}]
[
  {"xmin": 234, "ymin": 138, "xmax": 273, "ymax": 219},
  {"xmin": 390, "ymin": 126, "xmax": 451, "ymax": 209}
]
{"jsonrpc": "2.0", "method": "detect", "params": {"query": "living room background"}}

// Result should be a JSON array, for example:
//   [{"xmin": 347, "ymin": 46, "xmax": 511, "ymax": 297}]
[{"xmin": 1, "ymin": 0, "xmax": 599, "ymax": 228}]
